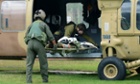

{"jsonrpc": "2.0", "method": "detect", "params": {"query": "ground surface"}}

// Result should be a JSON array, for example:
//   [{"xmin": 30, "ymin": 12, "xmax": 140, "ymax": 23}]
[{"xmin": 0, "ymin": 58, "xmax": 139, "ymax": 84}]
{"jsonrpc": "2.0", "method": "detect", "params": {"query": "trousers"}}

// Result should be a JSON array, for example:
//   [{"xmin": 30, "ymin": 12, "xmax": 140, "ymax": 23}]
[{"xmin": 26, "ymin": 39, "xmax": 48, "ymax": 83}]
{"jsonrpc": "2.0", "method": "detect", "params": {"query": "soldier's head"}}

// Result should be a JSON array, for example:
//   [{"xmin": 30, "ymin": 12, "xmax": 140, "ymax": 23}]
[
  {"xmin": 34, "ymin": 9, "xmax": 46, "ymax": 21},
  {"xmin": 76, "ymin": 23, "xmax": 86, "ymax": 35}
]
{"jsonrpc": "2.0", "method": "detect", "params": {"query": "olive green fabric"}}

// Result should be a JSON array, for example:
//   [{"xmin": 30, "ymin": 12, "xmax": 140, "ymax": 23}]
[
  {"xmin": 64, "ymin": 24, "xmax": 75, "ymax": 37},
  {"xmin": 55, "ymin": 23, "xmax": 98, "ymax": 47},
  {"xmin": 81, "ymin": 33, "xmax": 98, "ymax": 46},
  {"xmin": 26, "ymin": 39, "xmax": 48, "ymax": 83},
  {"xmin": 25, "ymin": 20, "xmax": 55, "ymax": 46},
  {"xmin": 25, "ymin": 21, "xmax": 47, "ymax": 45},
  {"xmin": 25, "ymin": 19, "xmax": 54, "ymax": 83},
  {"xmin": 64, "ymin": 24, "xmax": 97, "ymax": 46}
]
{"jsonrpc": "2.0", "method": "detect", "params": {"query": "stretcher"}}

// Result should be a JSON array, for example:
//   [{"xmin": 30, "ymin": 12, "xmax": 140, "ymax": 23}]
[
  {"xmin": 45, "ymin": 40, "xmax": 99, "ymax": 57},
  {"xmin": 46, "ymin": 47, "xmax": 98, "ymax": 57},
  {"xmin": 46, "ymin": 47, "xmax": 94, "ymax": 53}
]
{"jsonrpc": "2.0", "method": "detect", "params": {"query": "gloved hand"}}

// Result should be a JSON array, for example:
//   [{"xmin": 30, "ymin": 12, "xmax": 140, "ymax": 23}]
[{"xmin": 53, "ymin": 44, "xmax": 57, "ymax": 50}]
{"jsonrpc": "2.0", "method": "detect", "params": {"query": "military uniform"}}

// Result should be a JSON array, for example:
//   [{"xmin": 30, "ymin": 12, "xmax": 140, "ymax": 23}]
[
  {"xmin": 64, "ymin": 23, "xmax": 98, "ymax": 46},
  {"xmin": 64, "ymin": 23, "xmax": 76, "ymax": 37},
  {"xmin": 25, "ymin": 19, "xmax": 55, "ymax": 83},
  {"xmin": 81, "ymin": 33, "xmax": 98, "ymax": 46}
]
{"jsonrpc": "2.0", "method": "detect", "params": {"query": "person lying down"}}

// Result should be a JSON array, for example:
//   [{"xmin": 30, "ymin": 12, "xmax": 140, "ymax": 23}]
[
  {"xmin": 45, "ymin": 37, "xmax": 98, "ymax": 57},
  {"xmin": 57, "ymin": 36, "xmax": 98, "ymax": 49}
]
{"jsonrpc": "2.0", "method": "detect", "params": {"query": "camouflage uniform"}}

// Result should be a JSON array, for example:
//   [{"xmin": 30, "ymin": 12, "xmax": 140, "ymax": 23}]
[{"xmin": 25, "ymin": 20, "xmax": 55, "ymax": 83}]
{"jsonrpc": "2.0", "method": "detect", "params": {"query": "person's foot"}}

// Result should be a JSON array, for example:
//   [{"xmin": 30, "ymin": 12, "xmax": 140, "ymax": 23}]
[
  {"xmin": 43, "ymin": 80, "xmax": 48, "ymax": 83},
  {"xmin": 26, "ymin": 81, "xmax": 32, "ymax": 84},
  {"xmin": 43, "ymin": 81, "xmax": 48, "ymax": 83}
]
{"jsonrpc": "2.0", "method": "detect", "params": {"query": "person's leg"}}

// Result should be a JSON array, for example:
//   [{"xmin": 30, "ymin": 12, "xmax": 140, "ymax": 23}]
[
  {"xmin": 34, "ymin": 41, "xmax": 48, "ymax": 82},
  {"xmin": 26, "ymin": 41, "xmax": 36, "ymax": 83}
]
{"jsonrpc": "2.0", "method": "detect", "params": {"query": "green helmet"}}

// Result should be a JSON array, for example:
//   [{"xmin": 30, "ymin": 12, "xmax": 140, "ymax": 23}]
[{"xmin": 34, "ymin": 9, "xmax": 46, "ymax": 20}]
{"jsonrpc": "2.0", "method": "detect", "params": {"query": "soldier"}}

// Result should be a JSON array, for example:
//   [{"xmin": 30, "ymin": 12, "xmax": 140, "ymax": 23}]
[
  {"xmin": 24, "ymin": 9, "xmax": 57, "ymax": 83},
  {"xmin": 55, "ymin": 21, "xmax": 98, "ymax": 47}
]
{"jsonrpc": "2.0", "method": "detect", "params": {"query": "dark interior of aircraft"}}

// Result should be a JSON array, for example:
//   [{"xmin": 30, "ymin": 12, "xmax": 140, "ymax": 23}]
[{"xmin": 33, "ymin": 0, "xmax": 101, "ymax": 46}]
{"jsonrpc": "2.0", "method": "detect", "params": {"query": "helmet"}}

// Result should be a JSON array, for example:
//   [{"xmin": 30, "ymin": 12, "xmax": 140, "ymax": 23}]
[{"xmin": 34, "ymin": 9, "xmax": 46, "ymax": 20}]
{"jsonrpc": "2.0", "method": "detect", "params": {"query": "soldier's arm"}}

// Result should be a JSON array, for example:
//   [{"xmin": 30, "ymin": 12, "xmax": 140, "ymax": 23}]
[
  {"xmin": 82, "ymin": 33, "xmax": 98, "ymax": 46},
  {"xmin": 44, "ymin": 24, "xmax": 57, "ymax": 46},
  {"xmin": 64, "ymin": 24, "xmax": 75, "ymax": 37},
  {"xmin": 45, "ymin": 24, "xmax": 55, "ymax": 41},
  {"xmin": 25, "ymin": 25, "xmax": 32, "ymax": 37}
]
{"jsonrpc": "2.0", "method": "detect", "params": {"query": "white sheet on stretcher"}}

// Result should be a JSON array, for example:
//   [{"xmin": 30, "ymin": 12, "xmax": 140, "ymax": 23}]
[{"xmin": 46, "ymin": 42, "xmax": 98, "ymax": 53}]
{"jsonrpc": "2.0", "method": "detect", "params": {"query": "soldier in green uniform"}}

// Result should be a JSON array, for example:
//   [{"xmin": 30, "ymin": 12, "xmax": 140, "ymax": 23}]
[
  {"xmin": 55, "ymin": 21, "xmax": 98, "ymax": 47},
  {"xmin": 24, "ymin": 9, "xmax": 57, "ymax": 83}
]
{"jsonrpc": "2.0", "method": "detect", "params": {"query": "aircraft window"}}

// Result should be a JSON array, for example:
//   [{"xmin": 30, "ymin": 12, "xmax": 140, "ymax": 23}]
[
  {"xmin": 121, "ymin": 0, "xmax": 131, "ymax": 30},
  {"xmin": 0, "ymin": 1, "xmax": 26, "ymax": 32},
  {"xmin": 66, "ymin": 3, "xmax": 83, "ymax": 24},
  {"xmin": 136, "ymin": 0, "xmax": 140, "ymax": 30}
]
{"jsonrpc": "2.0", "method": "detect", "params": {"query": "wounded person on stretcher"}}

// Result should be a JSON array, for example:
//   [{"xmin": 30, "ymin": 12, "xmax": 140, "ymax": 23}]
[
  {"xmin": 45, "ymin": 36, "xmax": 98, "ymax": 50},
  {"xmin": 46, "ymin": 22, "xmax": 99, "ymax": 49},
  {"xmin": 57, "ymin": 36, "xmax": 98, "ymax": 49}
]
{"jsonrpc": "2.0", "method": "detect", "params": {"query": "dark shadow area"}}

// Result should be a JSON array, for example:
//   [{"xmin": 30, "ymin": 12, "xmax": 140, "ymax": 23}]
[
  {"xmin": 0, "ymin": 69, "xmax": 140, "ymax": 80},
  {"xmin": 125, "ymin": 74, "xmax": 140, "ymax": 80}
]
